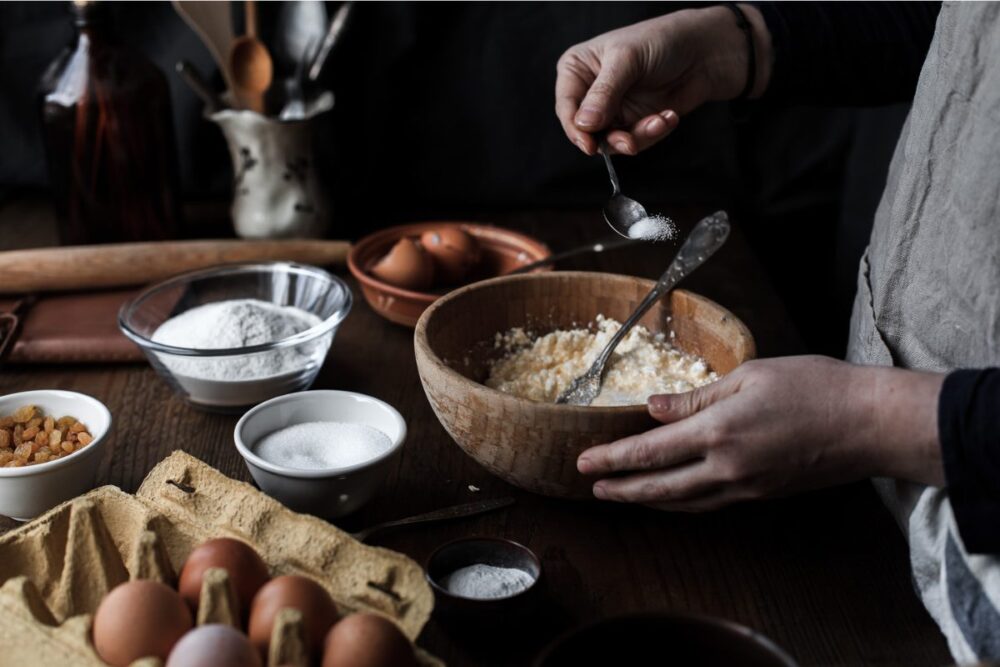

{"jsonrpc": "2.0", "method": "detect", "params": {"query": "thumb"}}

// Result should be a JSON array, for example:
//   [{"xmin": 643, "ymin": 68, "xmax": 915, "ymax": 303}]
[
  {"xmin": 574, "ymin": 55, "xmax": 638, "ymax": 132},
  {"xmin": 647, "ymin": 378, "xmax": 734, "ymax": 424}
]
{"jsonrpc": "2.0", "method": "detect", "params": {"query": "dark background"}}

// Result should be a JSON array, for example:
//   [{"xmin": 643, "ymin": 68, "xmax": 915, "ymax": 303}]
[{"xmin": 0, "ymin": 2, "xmax": 911, "ymax": 356}]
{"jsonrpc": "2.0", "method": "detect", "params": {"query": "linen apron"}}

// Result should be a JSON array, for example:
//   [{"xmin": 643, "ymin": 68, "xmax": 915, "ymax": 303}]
[{"xmin": 845, "ymin": 3, "xmax": 1000, "ymax": 662}]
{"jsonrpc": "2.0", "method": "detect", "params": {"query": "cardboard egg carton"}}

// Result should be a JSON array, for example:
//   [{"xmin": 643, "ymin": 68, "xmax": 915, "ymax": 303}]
[{"xmin": 0, "ymin": 451, "xmax": 441, "ymax": 666}]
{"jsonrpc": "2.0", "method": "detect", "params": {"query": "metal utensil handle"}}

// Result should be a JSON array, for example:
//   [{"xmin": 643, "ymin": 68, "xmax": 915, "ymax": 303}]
[
  {"xmin": 309, "ymin": 1, "xmax": 353, "ymax": 81},
  {"xmin": 352, "ymin": 496, "xmax": 515, "ymax": 541},
  {"xmin": 590, "ymin": 211, "xmax": 731, "ymax": 372},
  {"xmin": 509, "ymin": 237, "xmax": 640, "ymax": 275},
  {"xmin": 599, "ymin": 141, "xmax": 622, "ymax": 197}
]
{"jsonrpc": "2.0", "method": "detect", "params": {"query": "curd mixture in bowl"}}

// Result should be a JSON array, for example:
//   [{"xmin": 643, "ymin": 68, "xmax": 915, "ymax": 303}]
[{"xmin": 485, "ymin": 315, "xmax": 717, "ymax": 406}]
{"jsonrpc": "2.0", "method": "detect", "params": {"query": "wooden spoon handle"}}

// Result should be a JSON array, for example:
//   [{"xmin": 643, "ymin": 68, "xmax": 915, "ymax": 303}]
[
  {"xmin": 245, "ymin": 0, "xmax": 257, "ymax": 37},
  {"xmin": 0, "ymin": 239, "xmax": 351, "ymax": 294}
]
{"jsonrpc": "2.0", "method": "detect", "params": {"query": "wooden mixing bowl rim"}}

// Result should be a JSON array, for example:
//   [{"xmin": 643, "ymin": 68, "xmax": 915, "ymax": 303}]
[
  {"xmin": 413, "ymin": 271, "xmax": 755, "ymax": 416},
  {"xmin": 347, "ymin": 221, "xmax": 552, "ymax": 303}
]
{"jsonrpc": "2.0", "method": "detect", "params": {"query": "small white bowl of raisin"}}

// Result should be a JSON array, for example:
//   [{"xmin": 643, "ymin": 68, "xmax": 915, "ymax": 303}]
[{"xmin": 0, "ymin": 390, "xmax": 112, "ymax": 520}]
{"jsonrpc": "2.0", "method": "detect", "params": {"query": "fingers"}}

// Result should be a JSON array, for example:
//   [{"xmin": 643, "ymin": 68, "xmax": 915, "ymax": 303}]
[
  {"xmin": 592, "ymin": 461, "xmax": 716, "ymax": 504},
  {"xmin": 605, "ymin": 111, "xmax": 679, "ymax": 155},
  {"xmin": 555, "ymin": 54, "xmax": 597, "ymax": 155},
  {"xmin": 577, "ymin": 419, "xmax": 705, "ymax": 476},
  {"xmin": 573, "ymin": 61, "xmax": 633, "ymax": 134},
  {"xmin": 648, "ymin": 374, "xmax": 737, "ymax": 425}
]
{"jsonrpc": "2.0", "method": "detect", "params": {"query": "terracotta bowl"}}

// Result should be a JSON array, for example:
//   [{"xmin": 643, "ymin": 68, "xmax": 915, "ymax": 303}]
[
  {"xmin": 413, "ymin": 272, "xmax": 755, "ymax": 498},
  {"xmin": 348, "ymin": 222, "xmax": 551, "ymax": 327}
]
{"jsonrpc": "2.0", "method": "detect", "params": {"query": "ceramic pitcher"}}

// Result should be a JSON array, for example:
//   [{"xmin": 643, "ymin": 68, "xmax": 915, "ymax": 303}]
[{"xmin": 210, "ymin": 93, "xmax": 333, "ymax": 239}]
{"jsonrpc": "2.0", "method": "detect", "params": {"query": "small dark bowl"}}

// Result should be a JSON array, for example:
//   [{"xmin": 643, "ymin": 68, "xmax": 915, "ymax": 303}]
[
  {"xmin": 426, "ymin": 537, "xmax": 542, "ymax": 624},
  {"xmin": 535, "ymin": 612, "xmax": 798, "ymax": 667}
]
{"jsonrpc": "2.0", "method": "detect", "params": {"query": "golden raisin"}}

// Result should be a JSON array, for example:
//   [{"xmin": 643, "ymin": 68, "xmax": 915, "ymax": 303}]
[
  {"xmin": 61, "ymin": 442, "xmax": 74, "ymax": 454},
  {"xmin": 49, "ymin": 430, "xmax": 62, "ymax": 447},
  {"xmin": 34, "ymin": 431, "xmax": 47, "ymax": 447},
  {"xmin": 43, "ymin": 417, "xmax": 54, "ymax": 434},
  {"xmin": 14, "ymin": 444, "xmax": 32, "ymax": 460},
  {"xmin": 77, "ymin": 432, "xmax": 93, "ymax": 446},
  {"xmin": 0, "ymin": 416, "xmax": 13, "ymax": 429},
  {"xmin": 69, "ymin": 421, "xmax": 86, "ymax": 434},
  {"xmin": 12, "ymin": 405, "xmax": 35, "ymax": 423},
  {"xmin": 0, "ymin": 431, "xmax": 9, "ymax": 449},
  {"xmin": 21, "ymin": 426, "xmax": 38, "ymax": 442}
]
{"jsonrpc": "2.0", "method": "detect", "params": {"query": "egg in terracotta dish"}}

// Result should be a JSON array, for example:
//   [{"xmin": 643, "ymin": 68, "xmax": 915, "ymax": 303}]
[
  {"xmin": 370, "ymin": 237, "xmax": 435, "ymax": 290},
  {"xmin": 420, "ymin": 227, "xmax": 481, "ymax": 285}
]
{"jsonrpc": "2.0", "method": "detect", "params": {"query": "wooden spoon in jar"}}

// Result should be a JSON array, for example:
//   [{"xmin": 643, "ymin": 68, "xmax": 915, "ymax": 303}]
[{"xmin": 229, "ymin": 0, "xmax": 273, "ymax": 113}]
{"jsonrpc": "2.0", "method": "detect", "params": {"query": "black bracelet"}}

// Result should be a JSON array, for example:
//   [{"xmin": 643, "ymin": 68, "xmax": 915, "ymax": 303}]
[{"xmin": 724, "ymin": 3, "xmax": 756, "ymax": 101}]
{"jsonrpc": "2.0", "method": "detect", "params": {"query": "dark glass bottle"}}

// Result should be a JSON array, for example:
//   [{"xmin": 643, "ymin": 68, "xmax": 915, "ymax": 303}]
[{"xmin": 39, "ymin": 0, "xmax": 181, "ymax": 245}]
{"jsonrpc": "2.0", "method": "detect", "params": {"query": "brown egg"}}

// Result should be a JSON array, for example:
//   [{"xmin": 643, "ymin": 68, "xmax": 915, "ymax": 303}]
[
  {"xmin": 166, "ymin": 624, "xmax": 262, "ymax": 667},
  {"xmin": 370, "ymin": 238, "xmax": 435, "ymax": 290},
  {"xmin": 93, "ymin": 580, "xmax": 193, "ymax": 666},
  {"xmin": 178, "ymin": 538, "xmax": 270, "ymax": 619},
  {"xmin": 322, "ymin": 613, "xmax": 418, "ymax": 667},
  {"xmin": 248, "ymin": 575, "xmax": 340, "ymax": 658},
  {"xmin": 420, "ymin": 227, "xmax": 481, "ymax": 285}
]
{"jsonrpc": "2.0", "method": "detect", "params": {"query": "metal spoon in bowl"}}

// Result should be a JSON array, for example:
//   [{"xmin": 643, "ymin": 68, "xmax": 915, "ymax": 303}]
[
  {"xmin": 600, "ymin": 140, "xmax": 654, "ymax": 239},
  {"xmin": 556, "ymin": 211, "xmax": 731, "ymax": 406}
]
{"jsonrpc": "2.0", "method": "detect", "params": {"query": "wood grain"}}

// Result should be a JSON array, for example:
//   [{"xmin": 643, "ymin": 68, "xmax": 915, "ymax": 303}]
[
  {"xmin": 415, "ymin": 274, "xmax": 755, "ymax": 497},
  {"xmin": 0, "ymin": 203, "xmax": 952, "ymax": 666},
  {"xmin": 0, "ymin": 239, "xmax": 351, "ymax": 294}
]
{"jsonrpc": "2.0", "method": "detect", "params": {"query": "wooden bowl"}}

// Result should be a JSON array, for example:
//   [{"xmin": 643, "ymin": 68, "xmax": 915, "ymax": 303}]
[
  {"xmin": 414, "ymin": 272, "xmax": 755, "ymax": 498},
  {"xmin": 348, "ymin": 222, "xmax": 551, "ymax": 327}
]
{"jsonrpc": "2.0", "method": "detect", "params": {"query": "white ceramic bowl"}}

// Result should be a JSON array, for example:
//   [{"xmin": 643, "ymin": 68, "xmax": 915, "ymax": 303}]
[
  {"xmin": 0, "ymin": 390, "xmax": 112, "ymax": 521},
  {"xmin": 234, "ymin": 390, "xmax": 406, "ymax": 518}
]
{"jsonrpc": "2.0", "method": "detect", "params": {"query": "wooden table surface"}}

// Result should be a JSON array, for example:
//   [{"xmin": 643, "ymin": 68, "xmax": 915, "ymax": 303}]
[{"xmin": 0, "ymin": 200, "xmax": 952, "ymax": 666}]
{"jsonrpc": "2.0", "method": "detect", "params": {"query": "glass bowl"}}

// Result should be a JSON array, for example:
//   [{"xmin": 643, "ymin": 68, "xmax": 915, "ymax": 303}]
[{"xmin": 119, "ymin": 262, "xmax": 352, "ymax": 412}]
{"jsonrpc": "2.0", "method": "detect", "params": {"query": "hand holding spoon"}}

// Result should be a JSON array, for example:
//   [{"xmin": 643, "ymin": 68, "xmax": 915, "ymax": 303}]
[
  {"xmin": 600, "ymin": 140, "xmax": 674, "ymax": 241},
  {"xmin": 556, "ymin": 211, "xmax": 731, "ymax": 406}
]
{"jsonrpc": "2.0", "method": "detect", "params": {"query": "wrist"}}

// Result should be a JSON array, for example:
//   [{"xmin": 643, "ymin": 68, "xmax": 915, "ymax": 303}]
[
  {"xmin": 864, "ymin": 367, "xmax": 946, "ymax": 486},
  {"xmin": 691, "ymin": 4, "xmax": 772, "ymax": 101}
]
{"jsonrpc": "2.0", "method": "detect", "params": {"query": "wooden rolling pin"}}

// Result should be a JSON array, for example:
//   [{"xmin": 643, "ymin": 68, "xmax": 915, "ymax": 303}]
[{"xmin": 0, "ymin": 239, "xmax": 351, "ymax": 294}]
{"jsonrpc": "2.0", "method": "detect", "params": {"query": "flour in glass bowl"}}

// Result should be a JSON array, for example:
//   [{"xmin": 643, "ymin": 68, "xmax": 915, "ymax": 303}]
[{"xmin": 150, "ymin": 299, "xmax": 326, "ymax": 407}]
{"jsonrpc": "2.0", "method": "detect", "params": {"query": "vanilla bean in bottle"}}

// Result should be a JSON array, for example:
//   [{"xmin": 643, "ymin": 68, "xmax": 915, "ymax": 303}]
[{"xmin": 39, "ymin": 0, "xmax": 181, "ymax": 245}]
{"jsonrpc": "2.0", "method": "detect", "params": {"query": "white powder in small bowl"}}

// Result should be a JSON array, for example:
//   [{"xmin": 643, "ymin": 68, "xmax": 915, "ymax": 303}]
[
  {"xmin": 254, "ymin": 421, "xmax": 394, "ymax": 471},
  {"xmin": 442, "ymin": 563, "xmax": 536, "ymax": 599}
]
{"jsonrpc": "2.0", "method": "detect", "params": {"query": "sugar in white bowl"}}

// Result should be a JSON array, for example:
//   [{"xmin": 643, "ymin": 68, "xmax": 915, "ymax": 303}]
[
  {"xmin": 234, "ymin": 390, "xmax": 407, "ymax": 518},
  {"xmin": 253, "ymin": 421, "xmax": 393, "ymax": 471}
]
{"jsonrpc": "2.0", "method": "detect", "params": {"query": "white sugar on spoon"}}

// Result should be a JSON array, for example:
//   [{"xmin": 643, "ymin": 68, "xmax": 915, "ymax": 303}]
[{"xmin": 627, "ymin": 214, "xmax": 676, "ymax": 241}]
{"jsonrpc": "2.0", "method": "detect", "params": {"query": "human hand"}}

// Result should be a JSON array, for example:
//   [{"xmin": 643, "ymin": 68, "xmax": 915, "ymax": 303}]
[
  {"xmin": 576, "ymin": 356, "xmax": 945, "ymax": 511},
  {"xmin": 555, "ymin": 4, "xmax": 772, "ymax": 156}
]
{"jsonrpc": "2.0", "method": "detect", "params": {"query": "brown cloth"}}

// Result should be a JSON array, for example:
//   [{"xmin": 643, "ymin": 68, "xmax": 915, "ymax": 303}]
[{"xmin": 0, "ymin": 290, "xmax": 143, "ymax": 364}]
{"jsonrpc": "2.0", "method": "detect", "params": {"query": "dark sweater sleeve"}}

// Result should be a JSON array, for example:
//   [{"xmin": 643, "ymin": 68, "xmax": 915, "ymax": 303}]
[
  {"xmin": 754, "ymin": 2, "xmax": 942, "ymax": 106},
  {"xmin": 939, "ymin": 369, "xmax": 1000, "ymax": 554}
]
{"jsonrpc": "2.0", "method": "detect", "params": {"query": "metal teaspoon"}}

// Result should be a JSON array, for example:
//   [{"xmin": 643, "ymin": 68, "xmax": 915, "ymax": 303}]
[
  {"xmin": 556, "ymin": 211, "xmax": 732, "ymax": 406},
  {"xmin": 600, "ymin": 140, "xmax": 652, "ymax": 239}
]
